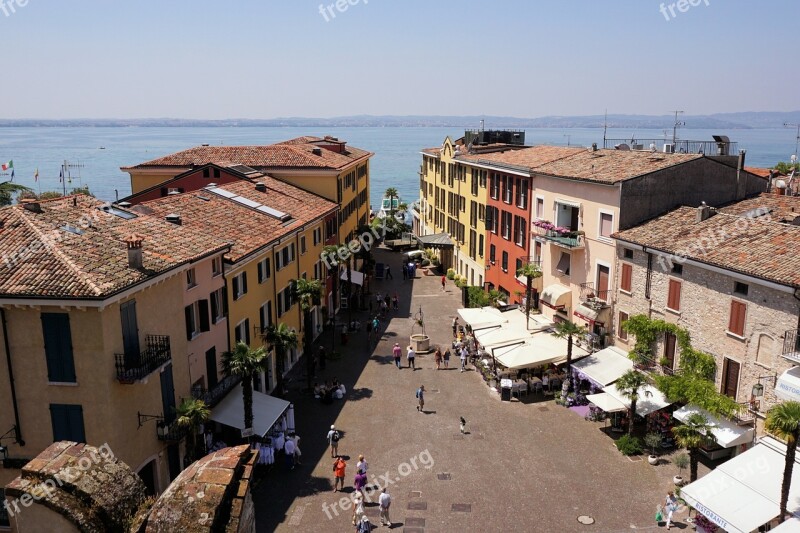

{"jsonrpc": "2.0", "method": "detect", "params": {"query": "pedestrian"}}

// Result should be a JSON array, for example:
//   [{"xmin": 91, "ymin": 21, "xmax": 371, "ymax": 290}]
[
  {"xmin": 402, "ymin": 263, "xmax": 408, "ymax": 280},
  {"xmin": 283, "ymin": 435, "xmax": 296, "ymax": 469},
  {"xmin": 372, "ymin": 316, "xmax": 380, "ymax": 336},
  {"xmin": 327, "ymin": 425, "xmax": 341, "ymax": 458},
  {"xmin": 385, "ymin": 265, "xmax": 393, "ymax": 279},
  {"xmin": 332, "ymin": 456, "xmax": 347, "ymax": 492},
  {"xmin": 408, "ymin": 262, "xmax": 415, "ymax": 278},
  {"xmin": 434, "ymin": 348, "xmax": 442, "ymax": 370},
  {"xmin": 443, "ymin": 348, "xmax": 451, "ymax": 368},
  {"xmin": 376, "ymin": 292, "xmax": 383, "ymax": 306},
  {"xmin": 392, "ymin": 292, "xmax": 399, "ymax": 310},
  {"xmin": 664, "ymin": 490, "xmax": 678, "ymax": 530},
  {"xmin": 352, "ymin": 492, "xmax": 365, "ymax": 527},
  {"xmin": 379, "ymin": 488, "xmax": 392, "ymax": 527},
  {"xmin": 292, "ymin": 432, "xmax": 302, "ymax": 465},
  {"xmin": 452, "ymin": 317, "xmax": 459, "ymax": 337},
  {"xmin": 416, "ymin": 385, "xmax": 425, "ymax": 412},
  {"xmin": 354, "ymin": 468, "xmax": 368, "ymax": 494},
  {"xmin": 392, "ymin": 342, "xmax": 402, "ymax": 369},
  {"xmin": 441, "ymin": 275, "xmax": 446, "ymax": 291},
  {"xmin": 460, "ymin": 346, "xmax": 468, "ymax": 372},
  {"xmin": 407, "ymin": 345, "xmax": 416, "ymax": 369},
  {"xmin": 380, "ymin": 299, "xmax": 388, "ymax": 318},
  {"xmin": 357, "ymin": 515, "xmax": 371, "ymax": 533}
]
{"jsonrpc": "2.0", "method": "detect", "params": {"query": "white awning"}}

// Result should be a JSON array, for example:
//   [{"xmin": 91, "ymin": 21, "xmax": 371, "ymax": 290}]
[
  {"xmin": 776, "ymin": 366, "xmax": 800, "ymax": 403},
  {"xmin": 340, "ymin": 270, "xmax": 365, "ymax": 286},
  {"xmin": 573, "ymin": 303, "xmax": 599, "ymax": 323},
  {"xmin": 680, "ymin": 437, "xmax": 800, "ymax": 533},
  {"xmin": 772, "ymin": 517, "xmax": 800, "ymax": 531},
  {"xmin": 604, "ymin": 383, "xmax": 672, "ymax": 417},
  {"xmin": 672, "ymin": 405, "xmax": 754, "ymax": 448},
  {"xmin": 586, "ymin": 392, "xmax": 627, "ymax": 413},
  {"xmin": 540, "ymin": 284, "xmax": 571, "ymax": 309},
  {"xmin": 492, "ymin": 332, "xmax": 590, "ymax": 370},
  {"xmin": 457, "ymin": 307, "xmax": 506, "ymax": 330},
  {"xmin": 210, "ymin": 384, "xmax": 291, "ymax": 437},
  {"xmin": 474, "ymin": 325, "xmax": 532, "ymax": 349},
  {"xmin": 571, "ymin": 346, "xmax": 633, "ymax": 386}
]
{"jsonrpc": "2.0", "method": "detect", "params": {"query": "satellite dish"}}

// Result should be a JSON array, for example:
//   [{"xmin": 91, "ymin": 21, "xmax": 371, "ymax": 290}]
[{"xmin": 791, "ymin": 154, "xmax": 798, "ymax": 163}]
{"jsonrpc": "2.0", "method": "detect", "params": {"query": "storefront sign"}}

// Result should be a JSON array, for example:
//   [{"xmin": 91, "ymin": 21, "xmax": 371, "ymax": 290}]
[
  {"xmin": 693, "ymin": 502, "xmax": 729, "ymax": 530},
  {"xmin": 776, "ymin": 369, "xmax": 800, "ymax": 402}
]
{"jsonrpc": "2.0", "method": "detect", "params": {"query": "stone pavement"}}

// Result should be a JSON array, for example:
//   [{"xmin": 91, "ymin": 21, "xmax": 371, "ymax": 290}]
[{"xmin": 253, "ymin": 247, "xmax": 687, "ymax": 532}]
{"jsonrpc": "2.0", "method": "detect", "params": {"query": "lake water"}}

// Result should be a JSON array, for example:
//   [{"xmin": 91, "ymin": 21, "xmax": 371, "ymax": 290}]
[{"xmin": 0, "ymin": 127, "xmax": 796, "ymax": 208}]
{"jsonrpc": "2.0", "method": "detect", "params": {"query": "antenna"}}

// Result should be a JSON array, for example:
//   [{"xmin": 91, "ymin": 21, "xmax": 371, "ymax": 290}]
[
  {"xmin": 672, "ymin": 110, "xmax": 685, "ymax": 145},
  {"xmin": 784, "ymin": 122, "xmax": 800, "ymax": 159},
  {"xmin": 564, "ymin": 134, "xmax": 571, "ymax": 147},
  {"xmin": 603, "ymin": 109, "xmax": 608, "ymax": 147},
  {"xmin": 60, "ymin": 160, "xmax": 85, "ymax": 196}
]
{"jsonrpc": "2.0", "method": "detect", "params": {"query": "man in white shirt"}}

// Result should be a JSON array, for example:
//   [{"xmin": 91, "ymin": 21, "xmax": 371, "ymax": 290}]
[
  {"xmin": 283, "ymin": 436, "xmax": 296, "ymax": 469},
  {"xmin": 378, "ymin": 488, "xmax": 392, "ymax": 526},
  {"xmin": 407, "ymin": 346, "xmax": 416, "ymax": 369},
  {"xmin": 460, "ymin": 346, "xmax": 468, "ymax": 372}
]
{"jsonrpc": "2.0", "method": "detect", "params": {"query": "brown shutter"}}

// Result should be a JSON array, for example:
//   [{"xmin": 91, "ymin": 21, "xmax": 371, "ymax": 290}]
[
  {"xmin": 621, "ymin": 263, "xmax": 632, "ymax": 292},
  {"xmin": 721, "ymin": 358, "xmax": 740, "ymax": 398},
  {"xmin": 729, "ymin": 301, "xmax": 746, "ymax": 336},
  {"xmin": 667, "ymin": 280, "xmax": 681, "ymax": 311}
]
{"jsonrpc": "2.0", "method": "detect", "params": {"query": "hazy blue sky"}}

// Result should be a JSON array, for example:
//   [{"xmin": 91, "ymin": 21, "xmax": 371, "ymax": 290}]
[{"xmin": 2, "ymin": 0, "xmax": 798, "ymax": 119}]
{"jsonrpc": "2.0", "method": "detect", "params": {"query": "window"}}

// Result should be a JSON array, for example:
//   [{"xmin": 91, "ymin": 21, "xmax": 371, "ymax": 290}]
[
  {"xmin": 211, "ymin": 256, "xmax": 223, "ymax": 277},
  {"xmin": 623, "ymin": 248, "xmax": 634, "ymax": 260},
  {"xmin": 671, "ymin": 263, "xmax": 683, "ymax": 275},
  {"xmin": 533, "ymin": 241, "xmax": 542, "ymax": 263},
  {"xmin": 515, "ymin": 258, "xmax": 522, "ymax": 274},
  {"xmin": 517, "ymin": 179, "xmax": 528, "ymax": 209},
  {"xmin": 213, "ymin": 168, "xmax": 221, "ymax": 179},
  {"xmin": 535, "ymin": 197, "xmax": 544, "ymax": 219},
  {"xmin": 186, "ymin": 268, "xmax": 197, "ymax": 288},
  {"xmin": 489, "ymin": 244, "xmax": 496, "ymax": 263},
  {"xmin": 277, "ymin": 286, "xmax": 294, "ymax": 317},
  {"xmin": 232, "ymin": 272, "xmax": 247, "ymax": 300},
  {"xmin": 556, "ymin": 252, "xmax": 571, "ymax": 276},
  {"xmin": 599, "ymin": 212, "xmax": 613, "ymax": 239},
  {"xmin": 50, "ymin": 404, "xmax": 85, "ymax": 443},
  {"xmin": 259, "ymin": 301, "xmax": 273, "ymax": 332},
  {"xmin": 41, "ymin": 313, "xmax": 76, "ymax": 383},
  {"xmin": 502, "ymin": 211, "xmax": 512, "ymax": 240},
  {"xmin": 501, "ymin": 251, "xmax": 509, "ymax": 272},
  {"xmin": 300, "ymin": 236, "xmax": 307, "ymax": 255},
  {"xmin": 666, "ymin": 279, "xmax": 681, "ymax": 312},
  {"xmin": 514, "ymin": 215, "xmax": 526, "ymax": 246},
  {"xmin": 597, "ymin": 265, "xmax": 610, "ymax": 300},
  {"xmin": 728, "ymin": 300, "xmax": 747, "ymax": 337},
  {"xmin": 478, "ymin": 234, "xmax": 484, "ymax": 257},
  {"xmin": 234, "ymin": 319, "xmax": 250, "ymax": 345},
  {"xmin": 503, "ymin": 176, "xmax": 513, "ymax": 203},
  {"xmin": 312, "ymin": 227, "xmax": 322, "ymax": 246},
  {"xmin": 620, "ymin": 263, "xmax": 633, "ymax": 293},
  {"xmin": 185, "ymin": 300, "xmax": 209, "ymax": 340},
  {"xmin": 276, "ymin": 243, "xmax": 296, "ymax": 271},
  {"xmin": 203, "ymin": 168, "xmax": 210, "ymax": 178},
  {"xmin": 491, "ymin": 174, "xmax": 500, "ymax": 199},
  {"xmin": 734, "ymin": 282, "xmax": 749, "ymax": 296},
  {"xmin": 720, "ymin": 358, "xmax": 740, "ymax": 398},
  {"xmin": 663, "ymin": 333, "xmax": 676, "ymax": 369},
  {"xmin": 210, "ymin": 288, "xmax": 227, "ymax": 324},
  {"xmin": 478, "ymin": 204, "xmax": 485, "ymax": 221},
  {"xmin": 258, "ymin": 258, "xmax": 271, "ymax": 284},
  {"xmin": 618, "ymin": 311, "xmax": 629, "ymax": 340}
]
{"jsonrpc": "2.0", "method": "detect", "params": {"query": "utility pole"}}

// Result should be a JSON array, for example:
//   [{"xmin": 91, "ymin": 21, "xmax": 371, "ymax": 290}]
[
  {"xmin": 784, "ymin": 122, "xmax": 800, "ymax": 158},
  {"xmin": 672, "ymin": 111, "xmax": 685, "ymax": 145}
]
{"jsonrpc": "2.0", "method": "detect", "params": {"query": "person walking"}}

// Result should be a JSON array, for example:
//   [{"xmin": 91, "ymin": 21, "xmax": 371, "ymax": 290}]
[
  {"xmin": 407, "ymin": 346, "xmax": 416, "ymax": 370},
  {"xmin": 392, "ymin": 342, "xmax": 402, "ymax": 369},
  {"xmin": 356, "ymin": 454, "xmax": 369, "ymax": 474},
  {"xmin": 402, "ymin": 264, "xmax": 408, "ymax": 280},
  {"xmin": 380, "ymin": 299, "xmax": 388, "ymax": 318},
  {"xmin": 378, "ymin": 488, "xmax": 392, "ymax": 527},
  {"xmin": 292, "ymin": 432, "xmax": 302, "ymax": 465},
  {"xmin": 452, "ymin": 317, "xmax": 459, "ymax": 337},
  {"xmin": 443, "ymin": 348, "xmax": 451, "ymax": 368},
  {"xmin": 332, "ymin": 456, "xmax": 347, "ymax": 492},
  {"xmin": 392, "ymin": 292, "xmax": 399, "ymax": 310},
  {"xmin": 352, "ymin": 492, "xmax": 365, "ymax": 527},
  {"xmin": 664, "ymin": 490, "xmax": 678, "ymax": 530},
  {"xmin": 434, "ymin": 348, "xmax": 442, "ymax": 370},
  {"xmin": 385, "ymin": 265, "xmax": 393, "ymax": 279},
  {"xmin": 460, "ymin": 346, "xmax": 468, "ymax": 372},
  {"xmin": 327, "ymin": 425, "xmax": 341, "ymax": 458},
  {"xmin": 353, "ymin": 468, "xmax": 368, "ymax": 494},
  {"xmin": 416, "ymin": 385, "xmax": 425, "ymax": 412},
  {"xmin": 441, "ymin": 275, "xmax": 446, "ymax": 292},
  {"xmin": 283, "ymin": 435, "xmax": 296, "ymax": 470}
]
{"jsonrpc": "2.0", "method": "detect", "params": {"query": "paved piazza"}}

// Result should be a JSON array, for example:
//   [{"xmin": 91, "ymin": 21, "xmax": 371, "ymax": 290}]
[{"xmin": 254, "ymin": 247, "xmax": 686, "ymax": 532}]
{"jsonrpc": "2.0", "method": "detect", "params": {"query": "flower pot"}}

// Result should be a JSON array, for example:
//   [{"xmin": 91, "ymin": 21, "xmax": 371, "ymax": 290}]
[
  {"xmin": 648, "ymin": 455, "xmax": 658, "ymax": 465},
  {"xmin": 673, "ymin": 475, "xmax": 684, "ymax": 486}
]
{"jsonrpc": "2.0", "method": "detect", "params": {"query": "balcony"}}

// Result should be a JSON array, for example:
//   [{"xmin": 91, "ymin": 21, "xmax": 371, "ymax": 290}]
[
  {"xmin": 532, "ymin": 224, "xmax": 584, "ymax": 249},
  {"xmin": 115, "ymin": 335, "xmax": 171, "ymax": 384},
  {"xmin": 156, "ymin": 419, "xmax": 189, "ymax": 442},
  {"xmin": 579, "ymin": 282, "xmax": 610, "ymax": 309},
  {"xmin": 783, "ymin": 329, "xmax": 800, "ymax": 364},
  {"xmin": 191, "ymin": 374, "xmax": 243, "ymax": 409}
]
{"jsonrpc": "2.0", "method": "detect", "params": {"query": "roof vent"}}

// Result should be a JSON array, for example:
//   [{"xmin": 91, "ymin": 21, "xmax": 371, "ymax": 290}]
[
  {"xmin": 696, "ymin": 201, "xmax": 712, "ymax": 222},
  {"xmin": 255, "ymin": 182, "xmax": 267, "ymax": 192},
  {"xmin": 117, "ymin": 201, "xmax": 132, "ymax": 208},
  {"xmin": 312, "ymin": 148, "xmax": 323, "ymax": 156},
  {"xmin": 165, "ymin": 214, "xmax": 182, "ymax": 225}
]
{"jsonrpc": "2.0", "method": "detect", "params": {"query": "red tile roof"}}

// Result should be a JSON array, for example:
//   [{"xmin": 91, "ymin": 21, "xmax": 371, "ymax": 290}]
[
  {"xmin": 718, "ymin": 193, "xmax": 800, "ymax": 224},
  {"xmin": 0, "ymin": 197, "xmax": 229, "ymax": 299},
  {"xmin": 123, "ymin": 137, "xmax": 372, "ymax": 172},
  {"xmin": 743, "ymin": 167, "xmax": 780, "ymax": 179},
  {"xmin": 135, "ymin": 177, "xmax": 337, "ymax": 262},
  {"xmin": 613, "ymin": 205, "xmax": 800, "ymax": 288}
]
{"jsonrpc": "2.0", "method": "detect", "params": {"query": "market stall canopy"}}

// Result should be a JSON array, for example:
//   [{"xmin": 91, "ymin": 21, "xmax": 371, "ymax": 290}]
[
  {"xmin": 776, "ymin": 366, "xmax": 800, "ymax": 402},
  {"xmin": 604, "ymin": 383, "xmax": 672, "ymax": 417},
  {"xmin": 492, "ymin": 332, "xmax": 588, "ymax": 370},
  {"xmin": 340, "ymin": 270, "xmax": 365, "ymax": 286},
  {"xmin": 415, "ymin": 233, "xmax": 454, "ymax": 248},
  {"xmin": 210, "ymin": 384, "xmax": 291, "ymax": 437},
  {"xmin": 571, "ymin": 346, "xmax": 633, "ymax": 386},
  {"xmin": 585, "ymin": 392, "xmax": 627, "ymax": 413},
  {"xmin": 672, "ymin": 405, "xmax": 754, "ymax": 448},
  {"xmin": 457, "ymin": 307, "xmax": 507, "ymax": 330},
  {"xmin": 681, "ymin": 437, "xmax": 800, "ymax": 533},
  {"xmin": 573, "ymin": 303, "xmax": 600, "ymax": 323},
  {"xmin": 540, "ymin": 284, "xmax": 571, "ymax": 309}
]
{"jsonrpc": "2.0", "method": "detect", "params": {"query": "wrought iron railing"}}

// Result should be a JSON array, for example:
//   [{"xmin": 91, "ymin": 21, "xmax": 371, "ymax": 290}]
[
  {"xmin": 191, "ymin": 374, "xmax": 242, "ymax": 409},
  {"xmin": 734, "ymin": 402, "xmax": 756, "ymax": 425},
  {"xmin": 783, "ymin": 329, "xmax": 800, "ymax": 363},
  {"xmin": 603, "ymin": 138, "xmax": 738, "ymax": 156},
  {"xmin": 579, "ymin": 282, "xmax": 610, "ymax": 305},
  {"xmin": 535, "ymin": 228, "xmax": 584, "ymax": 249},
  {"xmin": 156, "ymin": 420, "xmax": 189, "ymax": 442},
  {"xmin": 115, "ymin": 335, "xmax": 171, "ymax": 383}
]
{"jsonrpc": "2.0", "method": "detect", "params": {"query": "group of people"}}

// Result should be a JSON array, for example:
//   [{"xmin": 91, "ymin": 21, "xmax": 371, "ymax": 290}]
[
  {"xmin": 251, "ymin": 431, "xmax": 301, "ymax": 469},
  {"xmin": 314, "ymin": 379, "xmax": 346, "ymax": 404},
  {"xmin": 372, "ymin": 292, "xmax": 400, "ymax": 317},
  {"xmin": 402, "ymin": 262, "xmax": 417, "ymax": 280}
]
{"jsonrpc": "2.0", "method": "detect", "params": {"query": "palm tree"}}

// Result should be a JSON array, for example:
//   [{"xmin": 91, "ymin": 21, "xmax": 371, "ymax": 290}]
[
  {"xmin": 0, "ymin": 182, "xmax": 33, "ymax": 206},
  {"xmin": 265, "ymin": 323, "xmax": 298, "ymax": 397},
  {"xmin": 486, "ymin": 289, "xmax": 504, "ymax": 308},
  {"xmin": 615, "ymin": 370, "xmax": 648, "ymax": 435},
  {"xmin": 765, "ymin": 401, "xmax": 800, "ymax": 523},
  {"xmin": 221, "ymin": 341, "xmax": 269, "ymax": 431},
  {"xmin": 385, "ymin": 187, "xmax": 399, "ymax": 217},
  {"xmin": 672, "ymin": 412, "xmax": 715, "ymax": 482},
  {"xmin": 551, "ymin": 320, "xmax": 587, "ymax": 392},
  {"xmin": 293, "ymin": 278, "xmax": 323, "ymax": 391},
  {"xmin": 516, "ymin": 262, "xmax": 542, "ymax": 329},
  {"xmin": 175, "ymin": 397, "xmax": 210, "ymax": 462}
]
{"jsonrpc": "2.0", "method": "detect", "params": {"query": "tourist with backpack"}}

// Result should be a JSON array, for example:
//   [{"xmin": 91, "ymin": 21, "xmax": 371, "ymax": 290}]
[
  {"xmin": 327, "ymin": 425, "xmax": 341, "ymax": 458},
  {"xmin": 332, "ymin": 456, "xmax": 347, "ymax": 492},
  {"xmin": 416, "ymin": 385, "xmax": 425, "ymax": 412}
]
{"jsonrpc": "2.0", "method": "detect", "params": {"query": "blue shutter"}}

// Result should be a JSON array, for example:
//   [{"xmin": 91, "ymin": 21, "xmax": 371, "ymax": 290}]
[
  {"xmin": 41, "ymin": 313, "xmax": 76, "ymax": 383},
  {"xmin": 232, "ymin": 276, "xmax": 240, "ymax": 300},
  {"xmin": 161, "ymin": 364, "xmax": 176, "ymax": 424},
  {"xmin": 50, "ymin": 404, "xmax": 85, "ymax": 443},
  {"xmin": 242, "ymin": 272, "xmax": 248, "ymax": 295}
]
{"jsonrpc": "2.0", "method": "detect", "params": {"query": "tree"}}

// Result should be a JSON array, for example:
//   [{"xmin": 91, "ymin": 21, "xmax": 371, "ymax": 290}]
[
  {"xmin": 765, "ymin": 401, "xmax": 800, "ymax": 523},
  {"xmin": 615, "ymin": 370, "xmax": 648, "ymax": 435},
  {"xmin": 0, "ymin": 181, "xmax": 32, "ymax": 206},
  {"xmin": 672, "ymin": 412, "xmax": 715, "ymax": 482},
  {"xmin": 175, "ymin": 397, "xmax": 210, "ymax": 463},
  {"xmin": 774, "ymin": 161, "xmax": 800, "ymax": 174},
  {"xmin": 516, "ymin": 262, "xmax": 542, "ymax": 329},
  {"xmin": 221, "ymin": 341, "xmax": 269, "ymax": 431},
  {"xmin": 385, "ymin": 187, "xmax": 399, "ymax": 217},
  {"xmin": 265, "ymin": 323, "xmax": 298, "ymax": 397},
  {"xmin": 486, "ymin": 289, "xmax": 504, "ymax": 308},
  {"xmin": 551, "ymin": 320, "xmax": 587, "ymax": 392},
  {"xmin": 293, "ymin": 278, "xmax": 323, "ymax": 391}
]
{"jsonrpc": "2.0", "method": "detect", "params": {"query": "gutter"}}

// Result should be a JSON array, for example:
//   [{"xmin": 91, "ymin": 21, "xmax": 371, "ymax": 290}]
[{"xmin": 1, "ymin": 308, "xmax": 24, "ymax": 446}]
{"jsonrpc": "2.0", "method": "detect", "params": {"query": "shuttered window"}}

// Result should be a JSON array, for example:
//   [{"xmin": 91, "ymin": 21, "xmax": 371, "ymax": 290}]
[
  {"xmin": 599, "ymin": 213, "xmax": 613, "ymax": 238},
  {"xmin": 721, "ymin": 358, "xmax": 740, "ymax": 398},
  {"xmin": 50, "ymin": 404, "xmax": 85, "ymax": 443},
  {"xmin": 620, "ymin": 263, "xmax": 633, "ymax": 293},
  {"xmin": 41, "ymin": 313, "xmax": 76, "ymax": 383},
  {"xmin": 728, "ymin": 300, "xmax": 747, "ymax": 337},
  {"xmin": 618, "ymin": 312, "xmax": 629, "ymax": 341},
  {"xmin": 666, "ymin": 279, "xmax": 681, "ymax": 311}
]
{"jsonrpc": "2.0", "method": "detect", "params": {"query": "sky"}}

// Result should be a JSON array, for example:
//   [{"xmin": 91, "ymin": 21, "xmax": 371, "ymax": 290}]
[{"xmin": 1, "ymin": 0, "xmax": 798, "ymax": 119}]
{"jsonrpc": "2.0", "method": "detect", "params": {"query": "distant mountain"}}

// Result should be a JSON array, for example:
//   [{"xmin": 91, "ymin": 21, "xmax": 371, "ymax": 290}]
[{"xmin": 0, "ymin": 112, "xmax": 798, "ymax": 129}]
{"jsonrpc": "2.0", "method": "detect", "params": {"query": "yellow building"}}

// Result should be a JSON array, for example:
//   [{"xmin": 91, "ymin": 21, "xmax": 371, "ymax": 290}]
[
  {"xmin": 0, "ymin": 196, "xmax": 229, "ymax": 499},
  {"xmin": 121, "ymin": 136, "xmax": 372, "ymax": 244}
]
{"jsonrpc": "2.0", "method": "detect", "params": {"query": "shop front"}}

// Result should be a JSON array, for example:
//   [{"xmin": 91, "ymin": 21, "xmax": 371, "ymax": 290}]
[{"xmin": 672, "ymin": 405, "xmax": 754, "ymax": 460}]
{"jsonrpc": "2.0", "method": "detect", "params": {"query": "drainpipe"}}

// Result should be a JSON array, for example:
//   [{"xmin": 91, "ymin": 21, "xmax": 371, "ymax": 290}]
[{"xmin": 1, "ymin": 308, "xmax": 24, "ymax": 446}]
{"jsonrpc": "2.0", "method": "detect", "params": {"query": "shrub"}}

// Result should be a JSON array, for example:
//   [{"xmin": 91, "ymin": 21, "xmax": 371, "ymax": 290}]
[
  {"xmin": 643, "ymin": 432, "xmax": 662, "ymax": 456},
  {"xmin": 615, "ymin": 434, "xmax": 643, "ymax": 456},
  {"xmin": 446, "ymin": 268, "xmax": 456, "ymax": 280},
  {"xmin": 421, "ymin": 259, "xmax": 431, "ymax": 267},
  {"xmin": 466, "ymin": 286, "xmax": 489, "ymax": 308}
]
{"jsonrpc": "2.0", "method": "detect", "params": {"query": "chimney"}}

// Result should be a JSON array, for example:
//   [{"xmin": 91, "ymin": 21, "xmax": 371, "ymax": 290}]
[
  {"xmin": 696, "ymin": 201, "xmax": 712, "ymax": 222},
  {"xmin": 124, "ymin": 234, "xmax": 145, "ymax": 269},
  {"xmin": 735, "ymin": 149, "xmax": 747, "ymax": 200},
  {"xmin": 165, "ymin": 214, "xmax": 182, "ymax": 225},
  {"xmin": 255, "ymin": 182, "xmax": 267, "ymax": 192}
]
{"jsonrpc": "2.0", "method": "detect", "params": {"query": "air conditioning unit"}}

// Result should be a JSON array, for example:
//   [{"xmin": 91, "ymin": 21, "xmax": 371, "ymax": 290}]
[{"xmin": 663, "ymin": 144, "xmax": 675, "ymax": 154}]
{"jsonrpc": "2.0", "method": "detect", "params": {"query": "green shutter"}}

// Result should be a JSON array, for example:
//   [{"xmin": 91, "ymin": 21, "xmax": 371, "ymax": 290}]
[{"xmin": 41, "ymin": 313, "xmax": 76, "ymax": 383}]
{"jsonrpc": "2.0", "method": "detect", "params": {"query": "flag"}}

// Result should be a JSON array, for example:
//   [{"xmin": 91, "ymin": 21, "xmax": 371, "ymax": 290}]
[
  {"xmin": 59, "ymin": 169, "xmax": 63, "ymax": 182},
  {"xmin": 34, "ymin": 168, "xmax": 39, "ymax": 182},
  {"xmin": 1, "ymin": 160, "xmax": 12, "ymax": 171}
]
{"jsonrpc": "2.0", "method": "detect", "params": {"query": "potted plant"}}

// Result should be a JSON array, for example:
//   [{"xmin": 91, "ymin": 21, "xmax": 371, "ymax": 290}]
[
  {"xmin": 644, "ymin": 432, "xmax": 662, "ymax": 465},
  {"xmin": 673, "ymin": 452, "xmax": 689, "ymax": 485}
]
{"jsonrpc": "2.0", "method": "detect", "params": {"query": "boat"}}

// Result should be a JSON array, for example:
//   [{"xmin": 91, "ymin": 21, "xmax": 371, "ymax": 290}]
[{"xmin": 376, "ymin": 195, "xmax": 407, "ymax": 223}]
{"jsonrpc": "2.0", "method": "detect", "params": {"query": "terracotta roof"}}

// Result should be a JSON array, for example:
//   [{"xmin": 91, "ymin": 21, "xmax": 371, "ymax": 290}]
[
  {"xmin": 718, "ymin": 193, "xmax": 800, "ymax": 224},
  {"xmin": 135, "ymin": 177, "xmax": 337, "ymax": 262},
  {"xmin": 744, "ymin": 167, "xmax": 781, "ymax": 179},
  {"xmin": 458, "ymin": 145, "xmax": 585, "ymax": 168},
  {"xmin": 613, "ymin": 205, "xmax": 800, "ymax": 288},
  {"xmin": 123, "ymin": 138, "xmax": 372, "ymax": 171},
  {"xmin": 0, "ymin": 196, "xmax": 229, "ymax": 299}
]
